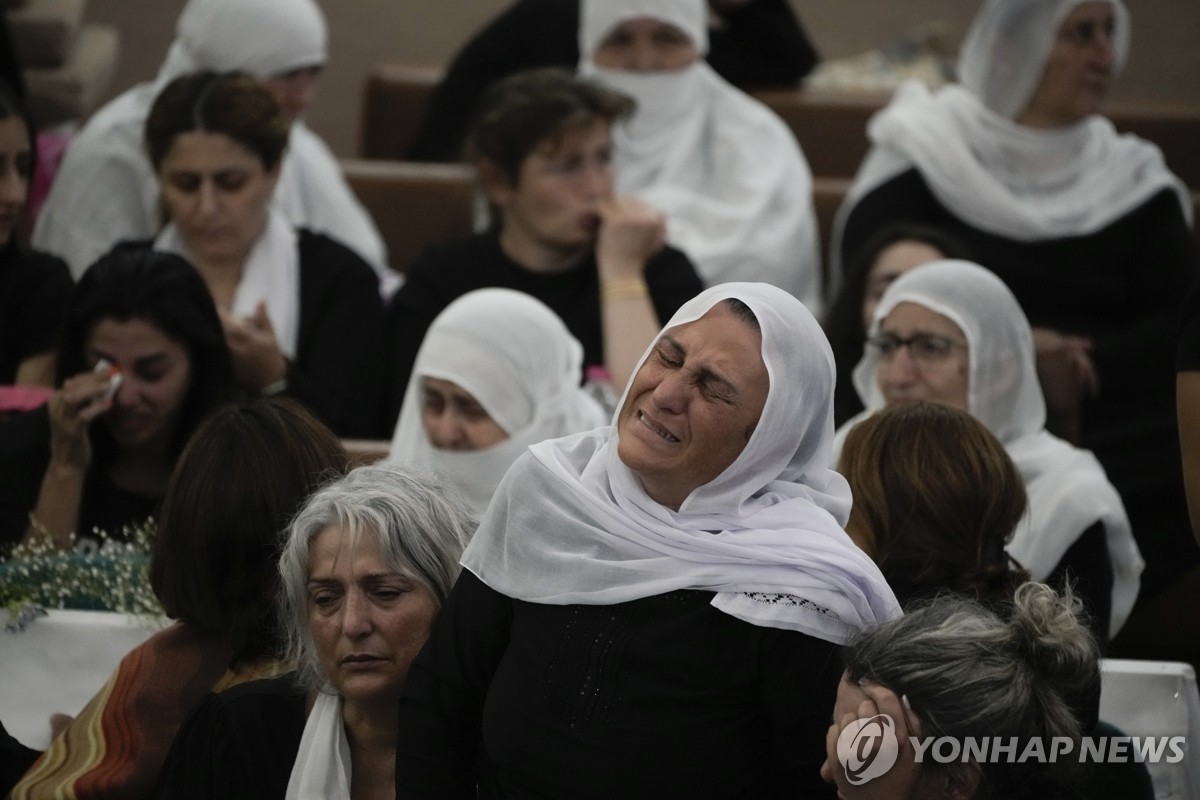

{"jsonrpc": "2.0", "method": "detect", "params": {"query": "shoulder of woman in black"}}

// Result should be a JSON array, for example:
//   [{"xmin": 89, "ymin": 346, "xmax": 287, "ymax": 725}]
[
  {"xmin": 154, "ymin": 673, "xmax": 306, "ymax": 800},
  {"xmin": 0, "ymin": 405, "xmax": 51, "ymax": 550}
]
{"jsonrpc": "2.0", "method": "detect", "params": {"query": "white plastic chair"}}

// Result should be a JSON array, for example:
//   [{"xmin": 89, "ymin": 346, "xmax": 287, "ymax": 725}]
[{"xmin": 1099, "ymin": 658, "xmax": 1200, "ymax": 800}]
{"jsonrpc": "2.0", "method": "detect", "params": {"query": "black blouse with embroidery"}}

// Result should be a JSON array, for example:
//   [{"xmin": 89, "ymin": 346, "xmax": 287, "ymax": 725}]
[{"xmin": 396, "ymin": 569, "xmax": 840, "ymax": 799}]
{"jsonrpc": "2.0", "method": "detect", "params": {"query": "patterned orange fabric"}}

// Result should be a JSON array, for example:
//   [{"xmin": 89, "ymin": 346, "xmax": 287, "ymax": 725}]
[{"xmin": 10, "ymin": 622, "xmax": 288, "ymax": 799}]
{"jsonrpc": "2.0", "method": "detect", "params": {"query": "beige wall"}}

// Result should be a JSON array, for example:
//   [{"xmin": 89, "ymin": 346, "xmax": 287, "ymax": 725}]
[{"xmin": 85, "ymin": 0, "xmax": 1200, "ymax": 157}]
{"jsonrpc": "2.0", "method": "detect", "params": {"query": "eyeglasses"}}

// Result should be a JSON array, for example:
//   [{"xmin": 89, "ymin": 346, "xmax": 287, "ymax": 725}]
[{"xmin": 867, "ymin": 332, "xmax": 967, "ymax": 364}]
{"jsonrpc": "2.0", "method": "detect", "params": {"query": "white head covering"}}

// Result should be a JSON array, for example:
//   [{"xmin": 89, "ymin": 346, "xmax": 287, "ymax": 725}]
[
  {"xmin": 840, "ymin": 260, "xmax": 1143, "ymax": 635},
  {"xmin": 577, "ymin": 0, "xmax": 823, "ymax": 314},
  {"xmin": 829, "ymin": 0, "xmax": 1189, "ymax": 281},
  {"xmin": 31, "ymin": 0, "xmax": 392, "ymax": 295},
  {"xmin": 158, "ymin": 0, "xmax": 327, "ymax": 85},
  {"xmin": 462, "ymin": 283, "xmax": 901, "ymax": 644},
  {"xmin": 958, "ymin": 0, "xmax": 1130, "ymax": 121},
  {"xmin": 388, "ymin": 289, "xmax": 607, "ymax": 518},
  {"xmin": 578, "ymin": 0, "xmax": 709, "ymax": 58}
]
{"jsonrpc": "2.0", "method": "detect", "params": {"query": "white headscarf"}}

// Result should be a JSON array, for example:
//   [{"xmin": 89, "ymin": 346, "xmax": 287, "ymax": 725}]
[
  {"xmin": 285, "ymin": 692, "xmax": 350, "ymax": 800},
  {"xmin": 158, "ymin": 0, "xmax": 327, "ymax": 84},
  {"xmin": 31, "ymin": 0, "xmax": 393, "ymax": 295},
  {"xmin": 830, "ymin": 0, "xmax": 1189, "ymax": 279},
  {"xmin": 578, "ymin": 0, "xmax": 823, "ymax": 315},
  {"xmin": 837, "ymin": 260, "xmax": 1143, "ymax": 635},
  {"xmin": 154, "ymin": 207, "xmax": 301, "ymax": 359},
  {"xmin": 462, "ymin": 283, "xmax": 901, "ymax": 644},
  {"xmin": 388, "ymin": 289, "xmax": 607, "ymax": 518}
]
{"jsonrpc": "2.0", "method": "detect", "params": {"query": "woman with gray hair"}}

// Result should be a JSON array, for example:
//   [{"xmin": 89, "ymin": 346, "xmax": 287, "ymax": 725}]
[
  {"xmin": 820, "ymin": 582, "xmax": 1102, "ymax": 799},
  {"xmin": 153, "ymin": 464, "xmax": 472, "ymax": 800}
]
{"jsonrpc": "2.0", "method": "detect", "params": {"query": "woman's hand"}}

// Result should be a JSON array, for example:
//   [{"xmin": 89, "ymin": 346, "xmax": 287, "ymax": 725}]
[
  {"xmin": 221, "ymin": 302, "xmax": 288, "ymax": 393},
  {"xmin": 47, "ymin": 367, "xmax": 118, "ymax": 472},
  {"xmin": 596, "ymin": 196, "xmax": 668, "ymax": 282},
  {"xmin": 820, "ymin": 680, "xmax": 926, "ymax": 799}
]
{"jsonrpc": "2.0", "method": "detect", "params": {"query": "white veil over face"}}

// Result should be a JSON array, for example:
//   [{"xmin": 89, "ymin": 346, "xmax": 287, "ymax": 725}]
[
  {"xmin": 958, "ymin": 0, "xmax": 1130, "ymax": 121},
  {"xmin": 462, "ymin": 283, "xmax": 901, "ymax": 645},
  {"xmin": 389, "ymin": 288, "xmax": 606, "ymax": 518},
  {"xmin": 576, "ymin": 0, "xmax": 823, "ymax": 313},
  {"xmin": 844, "ymin": 260, "xmax": 1142, "ymax": 635}
]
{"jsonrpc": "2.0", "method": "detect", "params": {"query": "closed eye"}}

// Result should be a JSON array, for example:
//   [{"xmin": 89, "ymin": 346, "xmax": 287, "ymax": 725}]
[{"xmin": 655, "ymin": 349, "xmax": 683, "ymax": 369}]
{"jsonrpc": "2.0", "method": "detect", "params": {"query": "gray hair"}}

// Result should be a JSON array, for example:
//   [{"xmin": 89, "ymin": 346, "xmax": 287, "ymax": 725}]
[
  {"xmin": 277, "ymin": 464, "xmax": 474, "ymax": 692},
  {"xmin": 844, "ymin": 582, "xmax": 1100, "ymax": 798}
]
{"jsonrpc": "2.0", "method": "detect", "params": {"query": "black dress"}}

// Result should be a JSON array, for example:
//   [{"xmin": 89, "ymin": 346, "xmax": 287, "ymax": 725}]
[
  {"xmin": 153, "ymin": 674, "xmax": 307, "ymax": 800},
  {"xmin": 396, "ymin": 570, "xmax": 840, "ymax": 799},
  {"xmin": 841, "ymin": 172, "xmax": 1200, "ymax": 600},
  {"xmin": 385, "ymin": 231, "xmax": 703, "ymax": 429},
  {"xmin": 0, "ymin": 241, "xmax": 73, "ymax": 385},
  {"xmin": 405, "ymin": 0, "xmax": 819, "ymax": 162}
]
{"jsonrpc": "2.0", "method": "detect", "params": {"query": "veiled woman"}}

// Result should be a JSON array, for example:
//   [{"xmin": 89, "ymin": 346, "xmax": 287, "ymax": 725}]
[
  {"xmin": 388, "ymin": 288, "xmax": 605, "ymax": 518},
  {"xmin": 579, "ymin": 0, "xmax": 823, "ymax": 312}
]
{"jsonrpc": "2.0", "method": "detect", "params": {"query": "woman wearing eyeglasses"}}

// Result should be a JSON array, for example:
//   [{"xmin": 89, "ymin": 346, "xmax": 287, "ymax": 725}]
[{"xmin": 832, "ymin": 260, "xmax": 1143, "ymax": 645}]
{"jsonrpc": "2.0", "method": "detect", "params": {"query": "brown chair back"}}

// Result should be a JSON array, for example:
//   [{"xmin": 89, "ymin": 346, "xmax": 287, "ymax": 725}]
[{"xmin": 340, "ymin": 158, "xmax": 476, "ymax": 274}]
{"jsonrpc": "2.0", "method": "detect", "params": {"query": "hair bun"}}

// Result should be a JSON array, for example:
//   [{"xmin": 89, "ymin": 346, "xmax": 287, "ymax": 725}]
[{"xmin": 1007, "ymin": 582, "xmax": 1101, "ymax": 733}]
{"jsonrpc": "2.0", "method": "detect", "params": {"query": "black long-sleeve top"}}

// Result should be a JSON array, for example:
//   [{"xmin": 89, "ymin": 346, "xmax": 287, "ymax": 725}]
[{"xmin": 395, "ymin": 569, "xmax": 841, "ymax": 799}]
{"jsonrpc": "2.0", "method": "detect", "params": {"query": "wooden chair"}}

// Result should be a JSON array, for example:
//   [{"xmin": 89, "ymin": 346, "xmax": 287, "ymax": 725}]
[
  {"xmin": 341, "ymin": 438, "xmax": 391, "ymax": 466},
  {"xmin": 358, "ymin": 62, "xmax": 1200, "ymax": 189},
  {"xmin": 359, "ymin": 64, "xmax": 442, "ymax": 160},
  {"xmin": 340, "ymin": 158, "xmax": 476, "ymax": 274}
]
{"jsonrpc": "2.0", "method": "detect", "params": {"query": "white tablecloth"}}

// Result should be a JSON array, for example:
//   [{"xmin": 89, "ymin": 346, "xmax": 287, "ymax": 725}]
[{"xmin": 0, "ymin": 609, "xmax": 166, "ymax": 749}]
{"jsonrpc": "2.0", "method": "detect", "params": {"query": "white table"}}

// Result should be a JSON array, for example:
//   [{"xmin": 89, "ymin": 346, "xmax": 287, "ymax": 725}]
[{"xmin": 1, "ymin": 609, "xmax": 166, "ymax": 749}]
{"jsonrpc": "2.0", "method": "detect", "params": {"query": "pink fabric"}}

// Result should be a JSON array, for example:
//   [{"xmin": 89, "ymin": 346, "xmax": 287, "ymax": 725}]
[
  {"xmin": 0, "ymin": 385, "xmax": 52, "ymax": 412},
  {"xmin": 28, "ymin": 131, "xmax": 70, "ymax": 229}
]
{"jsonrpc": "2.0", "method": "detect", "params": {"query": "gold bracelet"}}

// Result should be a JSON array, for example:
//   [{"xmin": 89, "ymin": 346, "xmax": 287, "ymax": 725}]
[{"xmin": 601, "ymin": 278, "xmax": 649, "ymax": 303}]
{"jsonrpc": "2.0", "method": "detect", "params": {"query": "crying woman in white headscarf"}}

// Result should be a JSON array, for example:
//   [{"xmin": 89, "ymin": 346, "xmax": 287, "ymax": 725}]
[
  {"xmin": 388, "ymin": 288, "xmax": 607, "ymax": 518},
  {"xmin": 578, "ymin": 0, "xmax": 824, "ymax": 315},
  {"xmin": 394, "ymin": 282, "xmax": 900, "ymax": 798}
]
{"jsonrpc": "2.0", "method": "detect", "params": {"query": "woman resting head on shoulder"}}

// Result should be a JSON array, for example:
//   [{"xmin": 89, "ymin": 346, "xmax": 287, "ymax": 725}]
[
  {"xmin": 11, "ymin": 397, "xmax": 348, "ymax": 800},
  {"xmin": 821, "ymin": 582, "xmax": 1101, "ymax": 799},
  {"xmin": 0, "ymin": 248, "xmax": 236, "ymax": 552},
  {"xmin": 389, "ymin": 288, "xmax": 606, "ymax": 517},
  {"xmin": 154, "ymin": 463, "xmax": 472, "ymax": 799},
  {"xmin": 144, "ymin": 69, "xmax": 386, "ymax": 437},
  {"xmin": 839, "ymin": 401, "xmax": 1029, "ymax": 608},
  {"xmin": 395, "ymin": 283, "xmax": 900, "ymax": 798}
]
